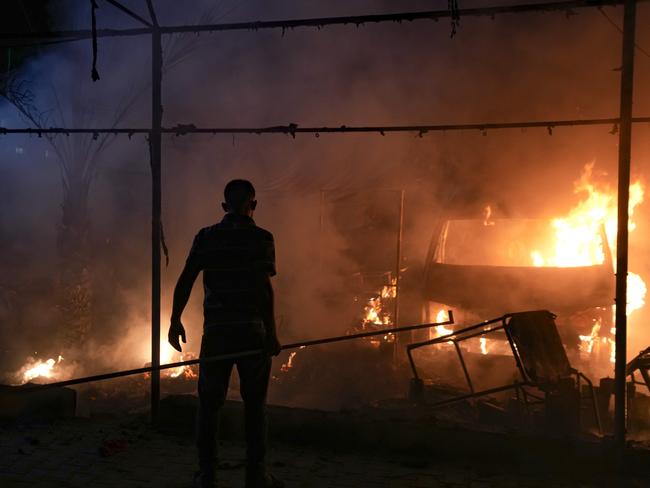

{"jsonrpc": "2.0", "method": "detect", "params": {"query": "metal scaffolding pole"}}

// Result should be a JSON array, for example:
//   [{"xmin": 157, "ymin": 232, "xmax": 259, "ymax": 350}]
[
  {"xmin": 147, "ymin": 1, "xmax": 162, "ymax": 422},
  {"xmin": 393, "ymin": 190, "xmax": 405, "ymax": 358},
  {"xmin": 615, "ymin": 0, "xmax": 637, "ymax": 464}
]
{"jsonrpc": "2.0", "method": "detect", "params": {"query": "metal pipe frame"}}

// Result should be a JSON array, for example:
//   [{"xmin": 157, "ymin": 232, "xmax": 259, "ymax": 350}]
[
  {"xmin": 0, "ymin": 0, "xmax": 643, "ymax": 47},
  {"xmin": 393, "ymin": 190, "xmax": 405, "ymax": 360},
  {"xmin": 3, "ymin": 117, "xmax": 650, "ymax": 136},
  {"xmin": 577, "ymin": 371, "xmax": 603, "ymax": 434},
  {"xmin": 0, "ymin": 0, "xmax": 638, "ymax": 450},
  {"xmin": 147, "ymin": 0, "xmax": 162, "ymax": 422},
  {"xmin": 406, "ymin": 316, "xmax": 509, "ymax": 381},
  {"xmin": 614, "ymin": 0, "xmax": 637, "ymax": 463},
  {"xmin": 407, "ymin": 315, "xmax": 603, "ymax": 435}
]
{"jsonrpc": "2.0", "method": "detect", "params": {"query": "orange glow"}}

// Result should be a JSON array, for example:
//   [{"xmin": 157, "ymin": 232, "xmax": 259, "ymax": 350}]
[
  {"xmin": 21, "ymin": 355, "xmax": 64, "ymax": 383},
  {"xmin": 160, "ymin": 341, "xmax": 197, "ymax": 379},
  {"xmin": 530, "ymin": 162, "xmax": 646, "ymax": 364},
  {"xmin": 281, "ymin": 352, "xmax": 297, "ymax": 372},
  {"xmin": 483, "ymin": 205, "xmax": 495, "ymax": 226},
  {"xmin": 479, "ymin": 337, "xmax": 489, "ymax": 355},
  {"xmin": 530, "ymin": 162, "xmax": 644, "ymax": 269},
  {"xmin": 434, "ymin": 308, "xmax": 453, "ymax": 337},
  {"xmin": 356, "ymin": 280, "xmax": 397, "ymax": 344},
  {"xmin": 579, "ymin": 318, "xmax": 602, "ymax": 355}
]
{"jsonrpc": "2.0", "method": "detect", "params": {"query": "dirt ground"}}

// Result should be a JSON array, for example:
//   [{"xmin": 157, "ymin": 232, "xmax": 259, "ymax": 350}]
[{"xmin": 1, "ymin": 409, "xmax": 649, "ymax": 488}]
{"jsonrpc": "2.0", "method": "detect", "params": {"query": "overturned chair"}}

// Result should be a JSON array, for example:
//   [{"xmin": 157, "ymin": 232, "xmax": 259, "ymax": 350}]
[
  {"xmin": 627, "ymin": 345, "xmax": 650, "ymax": 393},
  {"xmin": 407, "ymin": 310, "xmax": 602, "ymax": 434}
]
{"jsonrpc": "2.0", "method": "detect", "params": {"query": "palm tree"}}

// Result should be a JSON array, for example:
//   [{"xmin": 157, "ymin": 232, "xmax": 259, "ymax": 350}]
[{"xmin": 0, "ymin": 3, "xmax": 226, "ymax": 349}]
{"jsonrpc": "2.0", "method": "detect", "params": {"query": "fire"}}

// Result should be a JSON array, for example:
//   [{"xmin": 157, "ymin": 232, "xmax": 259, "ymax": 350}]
[
  {"xmin": 429, "ymin": 308, "xmax": 454, "ymax": 346},
  {"xmin": 160, "ymin": 341, "xmax": 197, "ymax": 379},
  {"xmin": 434, "ymin": 309, "xmax": 453, "ymax": 337},
  {"xmin": 579, "ymin": 318, "xmax": 602, "ymax": 355},
  {"xmin": 479, "ymin": 337, "xmax": 489, "ymax": 355},
  {"xmin": 355, "ymin": 280, "xmax": 398, "ymax": 344},
  {"xmin": 362, "ymin": 281, "xmax": 396, "ymax": 327},
  {"xmin": 483, "ymin": 205, "xmax": 495, "ymax": 226},
  {"xmin": 531, "ymin": 162, "xmax": 646, "ymax": 364},
  {"xmin": 431, "ymin": 308, "xmax": 492, "ymax": 354},
  {"xmin": 281, "ymin": 352, "xmax": 297, "ymax": 372},
  {"xmin": 20, "ymin": 355, "xmax": 64, "ymax": 383},
  {"xmin": 381, "ymin": 281, "xmax": 397, "ymax": 299},
  {"xmin": 363, "ymin": 296, "xmax": 390, "ymax": 326},
  {"xmin": 530, "ymin": 162, "xmax": 644, "ymax": 272},
  {"xmin": 626, "ymin": 272, "xmax": 647, "ymax": 316}
]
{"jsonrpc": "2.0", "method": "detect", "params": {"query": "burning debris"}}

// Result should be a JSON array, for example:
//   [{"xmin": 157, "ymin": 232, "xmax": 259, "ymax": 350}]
[
  {"xmin": 18, "ymin": 355, "xmax": 65, "ymax": 384},
  {"xmin": 280, "ymin": 352, "xmax": 297, "ymax": 373},
  {"xmin": 358, "ymin": 279, "xmax": 397, "ymax": 344},
  {"xmin": 8, "ymin": 337, "xmax": 199, "ymax": 388}
]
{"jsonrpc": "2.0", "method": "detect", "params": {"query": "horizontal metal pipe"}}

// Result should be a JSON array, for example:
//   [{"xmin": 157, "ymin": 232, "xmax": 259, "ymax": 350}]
[
  {"xmin": 407, "ymin": 315, "xmax": 507, "ymax": 351},
  {"xmin": 2, "ymin": 117, "xmax": 650, "ymax": 136},
  {"xmin": 20, "ymin": 313, "xmax": 454, "ymax": 391},
  {"xmin": 452, "ymin": 325, "xmax": 508, "ymax": 342},
  {"xmin": 0, "ymin": 0, "xmax": 637, "ymax": 46},
  {"xmin": 426, "ymin": 382, "xmax": 528, "ymax": 408}
]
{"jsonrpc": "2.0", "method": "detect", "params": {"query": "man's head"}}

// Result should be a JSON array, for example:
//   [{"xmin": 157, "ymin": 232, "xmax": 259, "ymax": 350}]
[{"xmin": 222, "ymin": 179, "xmax": 257, "ymax": 216}]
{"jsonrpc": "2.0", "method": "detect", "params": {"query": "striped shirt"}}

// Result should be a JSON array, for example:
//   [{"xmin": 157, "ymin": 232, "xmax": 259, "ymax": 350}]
[{"xmin": 186, "ymin": 214, "xmax": 276, "ymax": 327}]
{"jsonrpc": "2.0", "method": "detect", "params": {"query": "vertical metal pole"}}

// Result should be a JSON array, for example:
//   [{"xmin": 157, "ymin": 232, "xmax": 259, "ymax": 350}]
[
  {"xmin": 393, "ymin": 190, "xmax": 405, "ymax": 358},
  {"xmin": 615, "ymin": 0, "xmax": 636, "ymax": 463},
  {"xmin": 318, "ymin": 190, "xmax": 325, "ymax": 271},
  {"xmin": 150, "ymin": 26, "xmax": 163, "ymax": 422}
]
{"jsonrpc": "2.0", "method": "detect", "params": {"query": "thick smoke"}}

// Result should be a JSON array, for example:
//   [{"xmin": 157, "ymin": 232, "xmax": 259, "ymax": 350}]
[{"xmin": 1, "ymin": 0, "xmax": 650, "ymax": 399}]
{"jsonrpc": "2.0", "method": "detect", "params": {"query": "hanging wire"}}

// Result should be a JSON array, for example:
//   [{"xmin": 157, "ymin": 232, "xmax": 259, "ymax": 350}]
[
  {"xmin": 90, "ymin": 0, "xmax": 100, "ymax": 81},
  {"xmin": 598, "ymin": 6, "xmax": 650, "ymax": 59},
  {"xmin": 449, "ymin": 0, "xmax": 461, "ymax": 37}
]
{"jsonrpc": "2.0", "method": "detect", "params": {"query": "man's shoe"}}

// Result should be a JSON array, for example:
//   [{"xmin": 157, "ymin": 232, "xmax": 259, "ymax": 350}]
[
  {"xmin": 193, "ymin": 470, "xmax": 216, "ymax": 488},
  {"xmin": 245, "ymin": 464, "xmax": 284, "ymax": 488}
]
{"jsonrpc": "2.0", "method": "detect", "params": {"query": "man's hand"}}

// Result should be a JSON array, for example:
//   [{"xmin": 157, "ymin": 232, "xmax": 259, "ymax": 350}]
[
  {"xmin": 265, "ymin": 334, "xmax": 282, "ymax": 357},
  {"xmin": 168, "ymin": 319, "xmax": 186, "ymax": 352}
]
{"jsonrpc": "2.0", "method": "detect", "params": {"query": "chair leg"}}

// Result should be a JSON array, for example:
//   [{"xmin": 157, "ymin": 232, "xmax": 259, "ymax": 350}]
[
  {"xmin": 576, "ymin": 373, "xmax": 582, "ymax": 432},
  {"xmin": 579, "ymin": 373, "xmax": 603, "ymax": 435}
]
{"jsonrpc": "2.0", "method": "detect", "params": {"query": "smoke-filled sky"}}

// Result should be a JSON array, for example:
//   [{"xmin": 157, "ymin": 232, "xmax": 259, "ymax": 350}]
[{"xmin": 1, "ymin": 0, "xmax": 650, "ymax": 376}]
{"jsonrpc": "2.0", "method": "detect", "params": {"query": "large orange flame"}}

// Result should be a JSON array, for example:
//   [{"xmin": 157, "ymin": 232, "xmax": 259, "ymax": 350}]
[{"xmin": 531, "ymin": 162, "xmax": 646, "ymax": 363}]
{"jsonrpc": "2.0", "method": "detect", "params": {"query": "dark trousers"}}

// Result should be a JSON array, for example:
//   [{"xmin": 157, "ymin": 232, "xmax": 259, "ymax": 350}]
[{"xmin": 196, "ymin": 324, "xmax": 271, "ymax": 473}]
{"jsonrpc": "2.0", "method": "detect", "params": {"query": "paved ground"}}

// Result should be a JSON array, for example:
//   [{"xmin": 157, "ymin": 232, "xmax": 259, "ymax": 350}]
[{"xmin": 0, "ymin": 415, "xmax": 648, "ymax": 488}]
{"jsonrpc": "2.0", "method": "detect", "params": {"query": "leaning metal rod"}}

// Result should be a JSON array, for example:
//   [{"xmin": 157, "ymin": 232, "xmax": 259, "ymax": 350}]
[
  {"xmin": 407, "ymin": 315, "xmax": 506, "ymax": 351},
  {"xmin": 105, "ymin": 0, "xmax": 153, "ymax": 27},
  {"xmin": 22, "ymin": 313, "xmax": 454, "ymax": 391}
]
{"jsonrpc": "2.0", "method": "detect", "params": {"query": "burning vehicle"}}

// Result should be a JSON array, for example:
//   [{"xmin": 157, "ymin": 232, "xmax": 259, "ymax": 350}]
[
  {"xmin": 423, "ymin": 217, "xmax": 614, "ymax": 357},
  {"xmin": 421, "ymin": 163, "xmax": 646, "ymax": 374}
]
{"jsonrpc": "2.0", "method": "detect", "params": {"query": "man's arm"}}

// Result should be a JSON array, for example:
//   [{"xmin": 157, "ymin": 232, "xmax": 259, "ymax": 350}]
[
  {"xmin": 168, "ymin": 259, "xmax": 201, "ymax": 352},
  {"xmin": 259, "ymin": 273, "xmax": 281, "ymax": 356}
]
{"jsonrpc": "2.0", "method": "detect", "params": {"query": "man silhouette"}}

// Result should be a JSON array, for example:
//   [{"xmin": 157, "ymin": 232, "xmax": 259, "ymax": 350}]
[{"xmin": 168, "ymin": 179, "xmax": 283, "ymax": 488}]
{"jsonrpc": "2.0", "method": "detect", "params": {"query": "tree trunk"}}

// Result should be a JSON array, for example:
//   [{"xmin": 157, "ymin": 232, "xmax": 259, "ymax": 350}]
[{"xmin": 57, "ymin": 175, "xmax": 92, "ymax": 349}]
